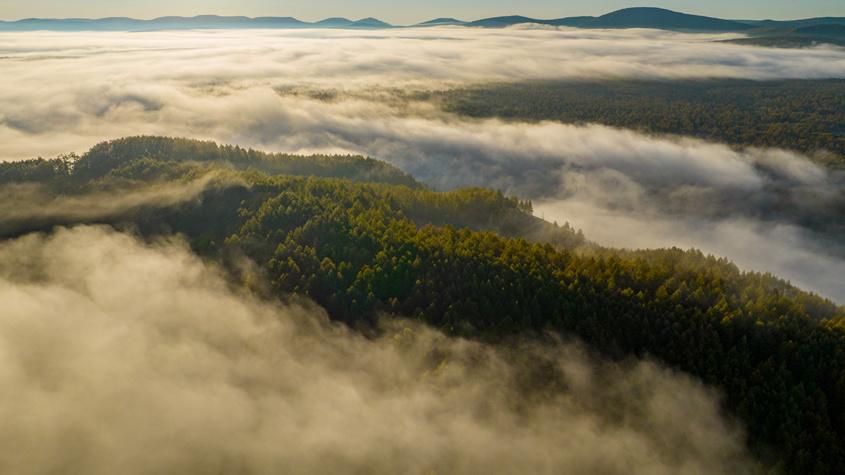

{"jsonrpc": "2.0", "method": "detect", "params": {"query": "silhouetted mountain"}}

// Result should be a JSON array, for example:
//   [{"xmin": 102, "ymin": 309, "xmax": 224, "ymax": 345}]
[
  {"xmin": 417, "ymin": 18, "xmax": 466, "ymax": 26},
  {"xmin": 248, "ymin": 17, "xmax": 309, "ymax": 28},
  {"xmin": 462, "ymin": 8, "xmax": 844, "ymax": 33},
  {"xmin": 467, "ymin": 16, "xmax": 538, "ymax": 28},
  {"xmin": 467, "ymin": 15, "xmax": 593, "ymax": 28},
  {"xmin": 314, "ymin": 17, "xmax": 354, "ymax": 28},
  {"xmin": 0, "ymin": 14, "xmax": 389, "ymax": 31},
  {"xmin": 741, "ymin": 17, "xmax": 845, "ymax": 29},
  {"xmin": 466, "ymin": 8, "xmax": 753, "ymax": 31},
  {"xmin": 1, "ymin": 9, "xmax": 842, "ymax": 33},
  {"xmin": 350, "ymin": 17, "xmax": 392, "ymax": 28},
  {"xmin": 587, "ymin": 7, "xmax": 752, "ymax": 31},
  {"xmin": 727, "ymin": 23, "xmax": 845, "ymax": 48},
  {"xmin": 546, "ymin": 16, "xmax": 595, "ymax": 27}
]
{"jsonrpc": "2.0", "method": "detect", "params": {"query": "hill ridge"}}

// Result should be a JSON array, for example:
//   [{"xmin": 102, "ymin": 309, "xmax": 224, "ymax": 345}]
[{"xmin": 2, "ymin": 8, "xmax": 843, "ymax": 32}]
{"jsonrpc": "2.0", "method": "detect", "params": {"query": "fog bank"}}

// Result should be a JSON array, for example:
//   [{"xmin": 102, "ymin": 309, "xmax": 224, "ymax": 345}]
[
  {"xmin": 3, "ymin": 27, "xmax": 845, "ymax": 160},
  {"xmin": 2, "ymin": 28, "xmax": 843, "ymax": 302},
  {"xmin": 0, "ymin": 226, "xmax": 755, "ymax": 474}
]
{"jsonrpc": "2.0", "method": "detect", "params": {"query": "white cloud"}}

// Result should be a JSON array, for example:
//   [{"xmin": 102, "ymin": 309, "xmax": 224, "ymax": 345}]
[
  {"xmin": 1, "ymin": 28, "xmax": 843, "ymax": 302},
  {"xmin": 2, "ymin": 27, "xmax": 844, "ymax": 161},
  {"xmin": 0, "ymin": 226, "xmax": 754, "ymax": 474}
]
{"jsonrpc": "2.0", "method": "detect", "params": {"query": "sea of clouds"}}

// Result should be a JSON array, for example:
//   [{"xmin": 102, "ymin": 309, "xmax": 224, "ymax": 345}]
[
  {"xmin": 4, "ymin": 27, "xmax": 843, "ymax": 300},
  {"xmin": 1, "ymin": 25, "xmax": 842, "ymax": 473},
  {"xmin": 3, "ymin": 27, "xmax": 845, "ymax": 160}
]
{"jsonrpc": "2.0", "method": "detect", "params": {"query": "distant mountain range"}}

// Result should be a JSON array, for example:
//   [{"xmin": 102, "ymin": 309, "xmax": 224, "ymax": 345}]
[
  {"xmin": 417, "ymin": 18, "xmax": 466, "ymax": 27},
  {"xmin": 0, "ymin": 15, "xmax": 391, "ymax": 31},
  {"xmin": 461, "ymin": 8, "xmax": 752, "ymax": 31},
  {"xmin": 1, "ymin": 7, "xmax": 844, "ymax": 39}
]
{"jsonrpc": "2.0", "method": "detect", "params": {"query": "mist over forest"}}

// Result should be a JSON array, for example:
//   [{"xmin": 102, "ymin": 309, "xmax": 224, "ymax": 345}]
[{"xmin": 2, "ymin": 17, "xmax": 845, "ymax": 475}]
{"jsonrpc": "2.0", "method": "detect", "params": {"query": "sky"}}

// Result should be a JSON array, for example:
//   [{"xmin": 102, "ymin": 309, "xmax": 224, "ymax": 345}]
[{"xmin": 0, "ymin": 0, "xmax": 844, "ymax": 24}]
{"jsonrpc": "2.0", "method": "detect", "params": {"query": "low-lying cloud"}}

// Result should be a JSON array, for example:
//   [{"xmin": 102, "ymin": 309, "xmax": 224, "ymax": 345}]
[
  {"xmin": 1, "ymin": 28, "xmax": 843, "ymax": 302},
  {"xmin": 242, "ymin": 99, "xmax": 845, "ymax": 301},
  {"xmin": 0, "ymin": 226, "xmax": 755, "ymax": 474},
  {"xmin": 0, "ymin": 172, "xmax": 232, "ymax": 237},
  {"xmin": 2, "ymin": 27, "xmax": 845, "ymax": 159},
  {"xmin": 535, "ymin": 198, "xmax": 845, "ymax": 304}
]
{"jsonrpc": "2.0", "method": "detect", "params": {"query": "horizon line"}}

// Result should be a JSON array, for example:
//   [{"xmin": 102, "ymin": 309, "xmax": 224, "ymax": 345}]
[{"xmin": 2, "ymin": 7, "xmax": 845, "ymax": 25}]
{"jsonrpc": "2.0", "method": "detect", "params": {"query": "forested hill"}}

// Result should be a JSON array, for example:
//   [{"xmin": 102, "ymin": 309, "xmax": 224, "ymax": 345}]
[
  {"xmin": 3, "ymin": 136, "xmax": 845, "ymax": 473},
  {"xmin": 0, "ymin": 137, "xmax": 575, "ymax": 246},
  {"xmin": 436, "ymin": 79, "xmax": 845, "ymax": 166},
  {"xmin": 727, "ymin": 24, "xmax": 845, "ymax": 48},
  {"xmin": 69, "ymin": 136, "xmax": 420, "ymax": 187}
]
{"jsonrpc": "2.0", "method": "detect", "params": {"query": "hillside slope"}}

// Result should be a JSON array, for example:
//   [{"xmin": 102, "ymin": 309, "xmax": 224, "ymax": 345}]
[
  {"xmin": 437, "ymin": 79, "xmax": 845, "ymax": 164},
  {"xmin": 2, "ymin": 136, "xmax": 845, "ymax": 473},
  {"xmin": 730, "ymin": 23, "xmax": 845, "ymax": 47}
]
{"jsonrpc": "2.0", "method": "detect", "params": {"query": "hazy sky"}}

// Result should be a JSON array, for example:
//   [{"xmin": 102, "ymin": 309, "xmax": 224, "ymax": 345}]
[{"xmin": 1, "ymin": 0, "xmax": 843, "ymax": 24}]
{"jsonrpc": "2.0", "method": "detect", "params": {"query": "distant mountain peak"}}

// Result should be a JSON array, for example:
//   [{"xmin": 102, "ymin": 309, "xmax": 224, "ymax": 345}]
[
  {"xmin": 418, "ymin": 18, "xmax": 466, "ymax": 26},
  {"xmin": 350, "ymin": 17, "xmax": 392, "ymax": 28},
  {"xmin": 608, "ymin": 6, "xmax": 676, "ymax": 14},
  {"xmin": 314, "ymin": 17, "xmax": 354, "ymax": 27},
  {"xmin": 592, "ymin": 7, "xmax": 754, "ymax": 31},
  {"xmin": 356, "ymin": 17, "xmax": 389, "ymax": 23},
  {"xmin": 467, "ymin": 15, "xmax": 538, "ymax": 28}
]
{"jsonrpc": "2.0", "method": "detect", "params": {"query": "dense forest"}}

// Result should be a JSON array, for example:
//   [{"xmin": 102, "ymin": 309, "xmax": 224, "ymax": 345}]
[
  {"xmin": 435, "ymin": 79, "xmax": 845, "ymax": 166},
  {"xmin": 4, "ymin": 136, "xmax": 845, "ymax": 473},
  {"xmin": 21, "ymin": 136, "xmax": 420, "ymax": 188},
  {"xmin": 728, "ymin": 25, "xmax": 845, "ymax": 48}
]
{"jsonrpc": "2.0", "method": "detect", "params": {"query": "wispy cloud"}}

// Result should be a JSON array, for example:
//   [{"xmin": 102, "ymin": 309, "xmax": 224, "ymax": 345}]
[
  {"xmin": 0, "ymin": 173, "xmax": 231, "ymax": 237},
  {"xmin": 3, "ymin": 27, "xmax": 845, "ymax": 160},
  {"xmin": 0, "ymin": 226, "xmax": 754, "ymax": 474},
  {"xmin": 1, "ymin": 28, "xmax": 843, "ymax": 302}
]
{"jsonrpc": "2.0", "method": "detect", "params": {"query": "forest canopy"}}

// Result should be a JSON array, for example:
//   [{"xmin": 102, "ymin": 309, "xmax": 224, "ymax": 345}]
[
  {"xmin": 435, "ymin": 79, "xmax": 845, "ymax": 167},
  {"xmin": 3, "ymin": 136, "xmax": 845, "ymax": 474}
]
